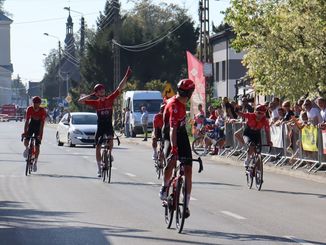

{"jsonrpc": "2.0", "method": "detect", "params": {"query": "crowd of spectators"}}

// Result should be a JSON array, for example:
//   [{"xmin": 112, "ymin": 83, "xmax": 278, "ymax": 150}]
[{"xmin": 192, "ymin": 95, "xmax": 326, "ymax": 155}]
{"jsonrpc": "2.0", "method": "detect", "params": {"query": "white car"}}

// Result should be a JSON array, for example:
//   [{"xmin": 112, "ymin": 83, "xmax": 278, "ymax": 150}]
[{"xmin": 56, "ymin": 112, "xmax": 97, "ymax": 147}]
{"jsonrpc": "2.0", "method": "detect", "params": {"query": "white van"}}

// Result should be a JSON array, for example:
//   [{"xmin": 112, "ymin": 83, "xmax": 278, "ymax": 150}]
[{"xmin": 123, "ymin": 90, "xmax": 163, "ymax": 137}]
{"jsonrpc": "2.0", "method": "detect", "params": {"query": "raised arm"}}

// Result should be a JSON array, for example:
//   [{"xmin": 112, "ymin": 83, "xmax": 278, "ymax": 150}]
[
  {"xmin": 116, "ymin": 66, "xmax": 132, "ymax": 93},
  {"xmin": 78, "ymin": 93, "xmax": 95, "ymax": 105}
]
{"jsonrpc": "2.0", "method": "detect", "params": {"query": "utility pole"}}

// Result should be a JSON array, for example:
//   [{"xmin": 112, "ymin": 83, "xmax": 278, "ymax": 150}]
[
  {"xmin": 199, "ymin": 0, "xmax": 210, "ymax": 62},
  {"xmin": 111, "ymin": 0, "xmax": 121, "ymax": 125},
  {"xmin": 58, "ymin": 40, "xmax": 62, "ymax": 98},
  {"xmin": 80, "ymin": 16, "xmax": 85, "ymax": 56}
]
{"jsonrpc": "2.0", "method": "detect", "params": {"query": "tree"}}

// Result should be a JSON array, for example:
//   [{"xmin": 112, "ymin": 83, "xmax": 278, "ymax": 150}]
[
  {"xmin": 225, "ymin": 0, "xmax": 326, "ymax": 101},
  {"xmin": 144, "ymin": 80, "xmax": 166, "ymax": 91}
]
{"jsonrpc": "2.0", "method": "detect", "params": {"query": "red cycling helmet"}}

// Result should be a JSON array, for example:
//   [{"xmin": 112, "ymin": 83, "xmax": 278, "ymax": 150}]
[
  {"xmin": 177, "ymin": 79, "xmax": 195, "ymax": 98},
  {"xmin": 94, "ymin": 83, "xmax": 105, "ymax": 92},
  {"xmin": 255, "ymin": 104, "xmax": 267, "ymax": 112},
  {"xmin": 32, "ymin": 96, "xmax": 42, "ymax": 104}
]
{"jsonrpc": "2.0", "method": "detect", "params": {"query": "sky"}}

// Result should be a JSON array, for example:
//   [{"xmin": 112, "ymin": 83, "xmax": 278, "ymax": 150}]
[{"xmin": 4, "ymin": 0, "xmax": 230, "ymax": 85}]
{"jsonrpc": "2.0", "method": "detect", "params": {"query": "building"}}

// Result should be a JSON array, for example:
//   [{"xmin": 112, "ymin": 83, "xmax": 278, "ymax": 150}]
[
  {"xmin": 210, "ymin": 27, "xmax": 246, "ymax": 100},
  {"xmin": 0, "ymin": 13, "xmax": 13, "ymax": 105}
]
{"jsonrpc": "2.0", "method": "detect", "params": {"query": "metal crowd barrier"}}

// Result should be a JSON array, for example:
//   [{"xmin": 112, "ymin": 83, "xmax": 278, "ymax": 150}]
[{"xmin": 220, "ymin": 122, "xmax": 326, "ymax": 173}]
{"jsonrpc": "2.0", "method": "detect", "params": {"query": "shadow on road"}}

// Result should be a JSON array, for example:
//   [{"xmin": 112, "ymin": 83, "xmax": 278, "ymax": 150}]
[
  {"xmin": 262, "ymin": 189, "xmax": 326, "ymax": 199},
  {"xmin": 193, "ymin": 181, "xmax": 241, "ymax": 187},
  {"xmin": 35, "ymin": 173, "xmax": 98, "ymax": 180},
  {"xmin": 184, "ymin": 229, "xmax": 325, "ymax": 245}
]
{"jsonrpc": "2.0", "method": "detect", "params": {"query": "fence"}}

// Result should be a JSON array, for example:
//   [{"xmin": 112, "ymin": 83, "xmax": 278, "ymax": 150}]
[{"xmin": 219, "ymin": 121, "xmax": 326, "ymax": 173}]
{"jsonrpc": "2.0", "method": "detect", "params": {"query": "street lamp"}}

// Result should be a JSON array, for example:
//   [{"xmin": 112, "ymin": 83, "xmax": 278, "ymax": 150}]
[{"xmin": 44, "ymin": 32, "xmax": 62, "ymax": 98}]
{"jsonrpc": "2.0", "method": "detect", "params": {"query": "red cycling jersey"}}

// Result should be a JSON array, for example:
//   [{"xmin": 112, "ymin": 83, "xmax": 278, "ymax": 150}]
[
  {"xmin": 26, "ymin": 106, "xmax": 46, "ymax": 122},
  {"xmin": 241, "ymin": 112, "xmax": 270, "ymax": 132},
  {"xmin": 84, "ymin": 89, "xmax": 120, "ymax": 121},
  {"xmin": 164, "ymin": 96, "xmax": 186, "ymax": 128},
  {"xmin": 153, "ymin": 113, "xmax": 163, "ymax": 128}
]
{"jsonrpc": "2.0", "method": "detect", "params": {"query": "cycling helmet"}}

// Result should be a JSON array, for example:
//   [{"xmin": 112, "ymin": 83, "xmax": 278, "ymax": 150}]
[
  {"xmin": 177, "ymin": 79, "xmax": 195, "ymax": 98},
  {"xmin": 94, "ymin": 83, "xmax": 105, "ymax": 92},
  {"xmin": 255, "ymin": 104, "xmax": 267, "ymax": 112},
  {"xmin": 32, "ymin": 96, "xmax": 42, "ymax": 104}
]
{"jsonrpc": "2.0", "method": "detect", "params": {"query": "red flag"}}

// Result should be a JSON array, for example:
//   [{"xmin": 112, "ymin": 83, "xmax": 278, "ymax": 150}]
[{"xmin": 186, "ymin": 51, "xmax": 206, "ymax": 117}]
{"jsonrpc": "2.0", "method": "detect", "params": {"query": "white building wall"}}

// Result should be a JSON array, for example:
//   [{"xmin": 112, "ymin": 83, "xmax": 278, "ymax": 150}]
[{"xmin": 0, "ymin": 15, "xmax": 13, "ymax": 105}]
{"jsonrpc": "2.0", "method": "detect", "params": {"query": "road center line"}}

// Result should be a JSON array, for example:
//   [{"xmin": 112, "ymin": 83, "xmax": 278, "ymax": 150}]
[
  {"xmin": 82, "ymin": 156, "xmax": 89, "ymax": 159},
  {"xmin": 221, "ymin": 211, "xmax": 246, "ymax": 220},
  {"xmin": 283, "ymin": 236, "xmax": 315, "ymax": 245},
  {"xmin": 125, "ymin": 172, "xmax": 136, "ymax": 177},
  {"xmin": 146, "ymin": 182, "xmax": 156, "ymax": 185},
  {"xmin": 190, "ymin": 197, "xmax": 197, "ymax": 201}
]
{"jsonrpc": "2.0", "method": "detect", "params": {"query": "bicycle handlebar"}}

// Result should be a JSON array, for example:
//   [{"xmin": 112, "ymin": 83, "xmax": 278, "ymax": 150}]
[
  {"xmin": 179, "ymin": 157, "xmax": 203, "ymax": 173},
  {"xmin": 21, "ymin": 135, "xmax": 37, "ymax": 142}
]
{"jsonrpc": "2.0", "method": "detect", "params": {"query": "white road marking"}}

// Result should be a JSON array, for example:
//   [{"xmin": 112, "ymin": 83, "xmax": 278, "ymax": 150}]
[
  {"xmin": 284, "ymin": 236, "xmax": 315, "ymax": 245},
  {"xmin": 82, "ymin": 156, "xmax": 89, "ymax": 159},
  {"xmin": 190, "ymin": 197, "xmax": 197, "ymax": 201},
  {"xmin": 147, "ymin": 182, "xmax": 156, "ymax": 185},
  {"xmin": 112, "ymin": 167, "xmax": 118, "ymax": 170},
  {"xmin": 221, "ymin": 211, "xmax": 246, "ymax": 220},
  {"xmin": 125, "ymin": 173, "xmax": 136, "ymax": 177},
  {"xmin": 72, "ymin": 152, "xmax": 80, "ymax": 155}
]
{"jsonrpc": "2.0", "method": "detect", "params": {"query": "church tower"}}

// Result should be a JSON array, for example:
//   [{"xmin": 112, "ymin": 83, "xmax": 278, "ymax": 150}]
[{"xmin": 0, "ymin": 13, "xmax": 13, "ymax": 105}]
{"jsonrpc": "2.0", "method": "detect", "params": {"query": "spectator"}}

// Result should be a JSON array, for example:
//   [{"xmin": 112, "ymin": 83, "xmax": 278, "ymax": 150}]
[
  {"xmin": 316, "ymin": 97, "xmax": 326, "ymax": 129},
  {"xmin": 293, "ymin": 103, "xmax": 302, "ymax": 118},
  {"xmin": 303, "ymin": 99, "xmax": 322, "ymax": 126},
  {"xmin": 124, "ymin": 107, "xmax": 131, "ymax": 138},
  {"xmin": 223, "ymin": 97, "xmax": 237, "ymax": 119},
  {"xmin": 141, "ymin": 106, "xmax": 149, "ymax": 141},
  {"xmin": 282, "ymin": 101, "xmax": 295, "ymax": 122},
  {"xmin": 241, "ymin": 97, "xmax": 254, "ymax": 113},
  {"xmin": 269, "ymin": 101, "xmax": 280, "ymax": 124},
  {"xmin": 208, "ymin": 105, "xmax": 217, "ymax": 120}
]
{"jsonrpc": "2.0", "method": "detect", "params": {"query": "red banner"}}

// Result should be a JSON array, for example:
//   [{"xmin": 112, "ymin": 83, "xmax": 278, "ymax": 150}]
[
  {"xmin": 322, "ymin": 130, "xmax": 326, "ymax": 154},
  {"xmin": 186, "ymin": 51, "xmax": 206, "ymax": 118}
]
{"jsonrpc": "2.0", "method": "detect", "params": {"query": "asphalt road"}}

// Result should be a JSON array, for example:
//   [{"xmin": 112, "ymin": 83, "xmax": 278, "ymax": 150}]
[{"xmin": 0, "ymin": 122, "xmax": 325, "ymax": 245}]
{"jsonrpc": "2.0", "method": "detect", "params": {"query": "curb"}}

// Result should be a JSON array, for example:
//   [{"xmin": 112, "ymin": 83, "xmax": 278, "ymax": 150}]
[{"xmin": 122, "ymin": 136, "xmax": 326, "ymax": 184}]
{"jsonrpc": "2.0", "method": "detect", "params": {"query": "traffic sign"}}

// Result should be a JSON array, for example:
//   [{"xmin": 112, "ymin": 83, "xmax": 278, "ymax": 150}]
[
  {"xmin": 162, "ymin": 82, "xmax": 175, "ymax": 99},
  {"xmin": 40, "ymin": 98, "xmax": 48, "ymax": 108},
  {"xmin": 65, "ymin": 95, "xmax": 72, "ymax": 103}
]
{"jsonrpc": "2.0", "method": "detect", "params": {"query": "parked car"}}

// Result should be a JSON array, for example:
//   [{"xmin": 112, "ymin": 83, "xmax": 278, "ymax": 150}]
[{"xmin": 56, "ymin": 112, "xmax": 97, "ymax": 147}]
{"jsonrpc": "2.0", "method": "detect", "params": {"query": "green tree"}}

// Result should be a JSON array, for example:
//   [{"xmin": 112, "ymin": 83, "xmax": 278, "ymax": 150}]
[
  {"xmin": 144, "ymin": 80, "xmax": 165, "ymax": 91},
  {"xmin": 225, "ymin": 0, "xmax": 326, "ymax": 100}
]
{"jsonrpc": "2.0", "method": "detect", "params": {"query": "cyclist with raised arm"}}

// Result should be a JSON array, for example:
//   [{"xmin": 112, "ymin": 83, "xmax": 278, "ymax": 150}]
[
  {"xmin": 159, "ymin": 79, "xmax": 195, "ymax": 218},
  {"xmin": 22, "ymin": 96, "xmax": 47, "ymax": 172},
  {"xmin": 236, "ymin": 105, "xmax": 273, "ymax": 169},
  {"xmin": 79, "ymin": 67, "xmax": 132, "ymax": 177}
]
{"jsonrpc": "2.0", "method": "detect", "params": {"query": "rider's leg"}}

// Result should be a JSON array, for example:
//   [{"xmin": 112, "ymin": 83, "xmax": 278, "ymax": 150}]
[
  {"xmin": 152, "ymin": 137, "xmax": 158, "ymax": 160},
  {"xmin": 184, "ymin": 165, "xmax": 192, "ymax": 207},
  {"xmin": 108, "ymin": 138, "xmax": 114, "ymax": 160}
]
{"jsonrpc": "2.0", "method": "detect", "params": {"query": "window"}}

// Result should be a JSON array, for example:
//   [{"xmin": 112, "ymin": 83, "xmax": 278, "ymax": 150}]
[
  {"xmin": 215, "ymin": 62, "xmax": 219, "ymax": 82},
  {"xmin": 133, "ymin": 100, "xmax": 163, "ymax": 113},
  {"xmin": 222, "ymin": 61, "xmax": 226, "ymax": 81}
]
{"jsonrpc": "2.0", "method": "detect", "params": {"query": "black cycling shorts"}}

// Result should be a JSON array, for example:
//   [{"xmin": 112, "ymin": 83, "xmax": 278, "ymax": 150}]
[
  {"xmin": 27, "ymin": 119, "xmax": 42, "ymax": 145},
  {"xmin": 243, "ymin": 126, "xmax": 261, "ymax": 147},
  {"xmin": 164, "ymin": 126, "xmax": 192, "ymax": 166},
  {"xmin": 95, "ymin": 121, "xmax": 114, "ymax": 145}
]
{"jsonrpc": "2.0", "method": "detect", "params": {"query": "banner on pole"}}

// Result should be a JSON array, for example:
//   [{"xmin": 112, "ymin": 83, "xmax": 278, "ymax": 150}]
[
  {"xmin": 270, "ymin": 125, "xmax": 283, "ymax": 148},
  {"xmin": 186, "ymin": 51, "xmax": 206, "ymax": 118},
  {"xmin": 322, "ymin": 130, "xmax": 326, "ymax": 154},
  {"xmin": 301, "ymin": 126, "xmax": 318, "ymax": 152}
]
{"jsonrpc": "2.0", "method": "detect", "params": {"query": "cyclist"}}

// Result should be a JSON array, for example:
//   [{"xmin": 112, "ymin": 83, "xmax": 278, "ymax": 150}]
[
  {"xmin": 22, "ymin": 96, "xmax": 47, "ymax": 172},
  {"xmin": 159, "ymin": 79, "xmax": 195, "ymax": 218},
  {"xmin": 236, "ymin": 105, "xmax": 273, "ymax": 169},
  {"xmin": 151, "ymin": 102, "xmax": 166, "ymax": 160},
  {"xmin": 78, "ymin": 67, "xmax": 132, "ymax": 177}
]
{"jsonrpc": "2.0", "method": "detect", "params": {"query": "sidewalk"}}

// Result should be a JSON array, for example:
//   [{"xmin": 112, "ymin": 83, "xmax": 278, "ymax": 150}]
[{"xmin": 121, "ymin": 135, "xmax": 326, "ymax": 184}]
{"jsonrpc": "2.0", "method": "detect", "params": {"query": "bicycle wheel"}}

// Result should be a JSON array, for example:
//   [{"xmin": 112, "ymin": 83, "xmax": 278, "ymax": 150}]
[
  {"xmin": 107, "ymin": 153, "xmax": 112, "ymax": 183},
  {"xmin": 101, "ymin": 151, "xmax": 108, "ymax": 182},
  {"xmin": 192, "ymin": 137, "xmax": 206, "ymax": 156},
  {"xmin": 246, "ymin": 159, "xmax": 254, "ymax": 189},
  {"xmin": 164, "ymin": 183, "xmax": 174, "ymax": 229},
  {"xmin": 176, "ymin": 176, "xmax": 187, "ymax": 233},
  {"xmin": 255, "ymin": 155, "xmax": 263, "ymax": 191},
  {"xmin": 25, "ymin": 148, "xmax": 32, "ymax": 176},
  {"xmin": 155, "ymin": 159, "xmax": 161, "ymax": 179},
  {"xmin": 25, "ymin": 158, "xmax": 30, "ymax": 176}
]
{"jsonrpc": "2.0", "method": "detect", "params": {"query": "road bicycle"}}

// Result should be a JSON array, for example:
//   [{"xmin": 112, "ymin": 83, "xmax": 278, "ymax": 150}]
[
  {"xmin": 21, "ymin": 135, "xmax": 37, "ymax": 176},
  {"xmin": 162, "ymin": 156, "xmax": 203, "ymax": 233},
  {"xmin": 245, "ymin": 143, "xmax": 271, "ymax": 191},
  {"xmin": 154, "ymin": 139, "xmax": 166, "ymax": 179},
  {"xmin": 100, "ymin": 134, "xmax": 120, "ymax": 183},
  {"xmin": 192, "ymin": 127, "xmax": 224, "ymax": 156}
]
